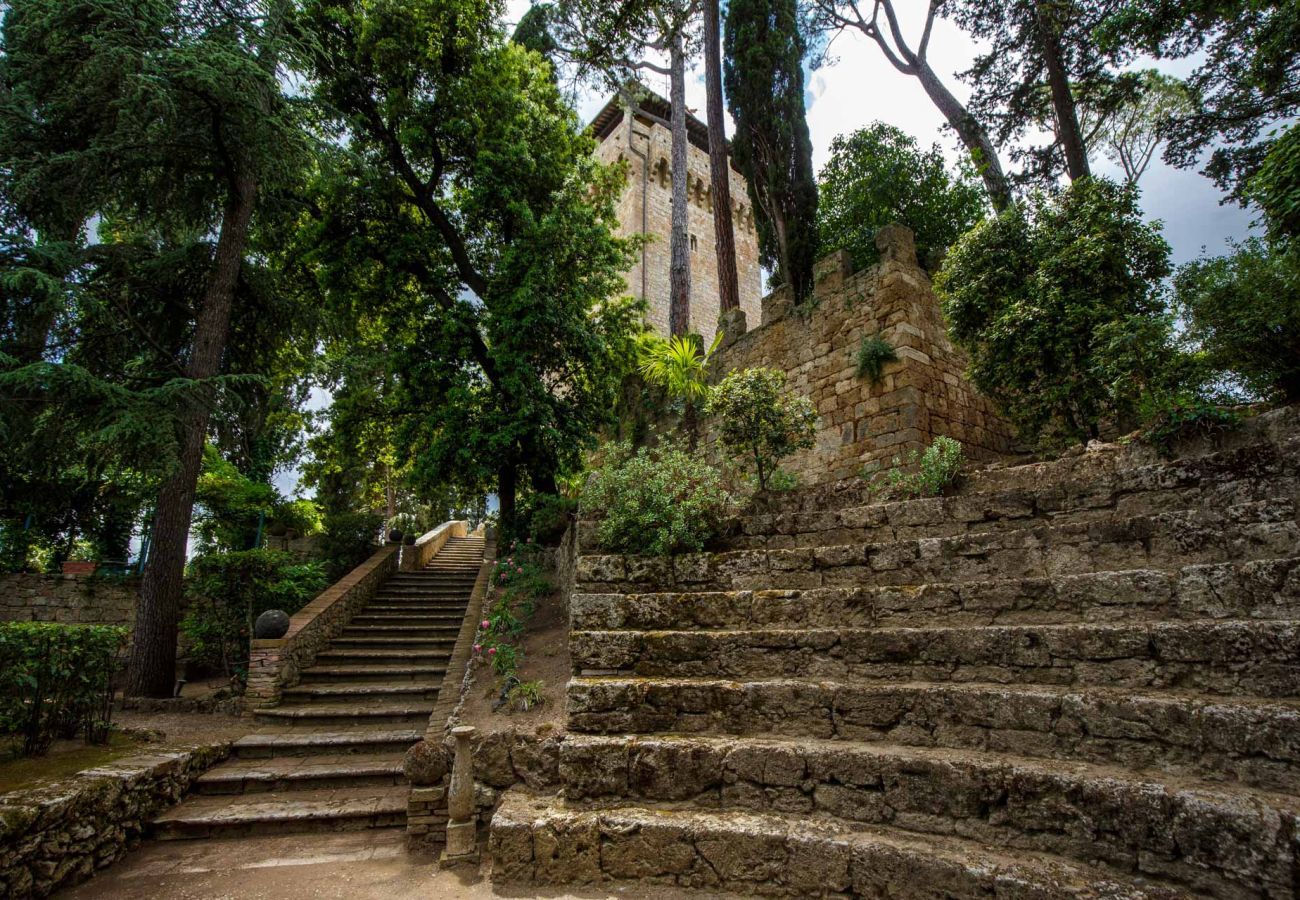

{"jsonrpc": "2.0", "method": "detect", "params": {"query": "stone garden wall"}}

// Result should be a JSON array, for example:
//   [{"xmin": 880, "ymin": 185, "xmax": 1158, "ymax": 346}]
[
  {"xmin": 0, "ymin": 743, "xmax": 229, "ymax": 898},
  {"xmin": 708, "ymin": 224, "xmax": 1013, "ymax": 485},
  {"xmin": 0, "ymin": 574, "xmax": 138, "ymax": 629}
]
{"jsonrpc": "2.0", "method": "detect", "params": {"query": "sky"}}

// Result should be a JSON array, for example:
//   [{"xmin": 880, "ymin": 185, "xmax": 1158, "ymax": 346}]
[{"xmin": 503, "ymin": 0, "xmax": 1255, "ymax": 267}]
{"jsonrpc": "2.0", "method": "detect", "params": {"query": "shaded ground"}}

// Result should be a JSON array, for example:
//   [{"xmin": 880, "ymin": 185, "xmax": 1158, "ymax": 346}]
[{"xmin": 56, "ymin": 831, "xmax": 744, "ymax": 899}]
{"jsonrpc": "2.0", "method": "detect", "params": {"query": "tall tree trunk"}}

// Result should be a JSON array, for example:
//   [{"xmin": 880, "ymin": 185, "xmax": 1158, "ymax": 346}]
[
  {"xmin": 703, "ymin": 0, "xmax": 740, "ymax": 316},
  {"xmin": 668, "ymin": 29, "xmax": 692, "ymax": 337},
  {"xmin": 126, "ymin": 172, "xmax": 257, "ymax": 698},
  {"xmin": 914, "ymin": 60, "xmax": 1013, "ymax": 211},
  {"xmin": 1035, "ymin": 1, "xmax": 1090, "ymax": 182}
]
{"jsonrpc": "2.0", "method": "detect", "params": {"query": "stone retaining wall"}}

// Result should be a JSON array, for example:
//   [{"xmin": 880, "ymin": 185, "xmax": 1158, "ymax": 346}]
[
  {"xmin": 0, "ymin": 574, "xmax": 139, "ymax": 629},
  {"xmin": 245, "ymin": 544, "xmax": 399, "ymax": 708},
  {"xmin": 708, "ymin": 224, "xmax": 1013, "ymax": 484},
  {"xmin": 399, "ymin": 520, "xmax": 468, "ymax": 573},
  {"xmin": 0, "ymin": 743, "xmax": 229, "ymax": 898}
]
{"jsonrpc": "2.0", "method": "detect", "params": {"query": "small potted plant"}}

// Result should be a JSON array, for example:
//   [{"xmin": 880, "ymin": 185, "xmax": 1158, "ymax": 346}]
[{"xmin": 61, "ymin": 539, "xmax": 99, "ymax": 576}]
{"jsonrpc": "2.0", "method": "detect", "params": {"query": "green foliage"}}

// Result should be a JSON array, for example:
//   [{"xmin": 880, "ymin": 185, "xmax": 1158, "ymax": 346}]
[
  {"xmin": 1251, "ymin": 125, "xmax": 1300, "ymax": 239},
  {"xmin": 0, "ymin": 622, "xmax": 125, "ymax": 756},
  {"xmin": 724, "ymin": 0, "xmax": 820, "ymax": 301},
  {"xmin": 1084, "ymin": 70, "xmax": 1195, "ymax": 186},
  {"xmin": 937, "ymin": 178, "xmax": 1174, "ymax": 447},
  {"xmin": 507, "ymin": 679, "xmax": 545, "ymax": 711},
  {"xmin": 194, "ymin": 445, "xmax": 277, "ymax": 554},
  {"xmin": 638, "ymin": 332, "xmax": 722, "ymax": 405},
  {"xmin": 1174, "ymin": 237, "xmax": 1300, "ymax": 402},
  {"xmin": 317, "ymin": 511, "xmax": 383, "ymax": 582},
  {"xmin": 855, "ymin": 334, "xmax": 898, "ymax": 386},
  {"xmin": 584, "ymin": 441, "xmax": 731, "ymax": 556},
  {"xmin": 181, "ymin": 549, "xmax": 326, "ymax": 679},
  {"xmin": 517, "ymin": 493, "xmax": 577, "ymax": 547},
  {"xmin": 707, "ymin": 368, "xmax": 817, "ymax": 491},
  {"xmin": 1097, "ymin": 0, "xmax": 1300, "ymax": 203},
  {"xmin": 475, "ymin": 543, "xmax": 550, "ymax": 695},
  {"xmin": 818, "ymin": 123, "xmax": 987, "ymax": 272},
  {"xmin": 875, "ymin": 436, "xmax": 964, "ymax": 498},
  {"xmin": 1137, "ymin": 393, "xmax": 1241, "ymax": 458}
]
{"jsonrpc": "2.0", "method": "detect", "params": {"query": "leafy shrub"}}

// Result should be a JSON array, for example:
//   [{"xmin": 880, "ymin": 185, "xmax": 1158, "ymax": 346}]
[
  {"xmin": 1251, "ymin": 124, "xmax": 1300, "ymax": 239},
  {"xmin": 474, "ymin": 543, "xmax": 551, "ymax": 700},
  {"xmin": 874, "ymin": 436, "xmax": 964, "ymax": 498},
  {"xmin": 583, "ymin": 441, "xmax": 731, "ymax": 556},
  {"xmin": 507, "ymin": 679, "xmax": 544, "ymax": 711},
  {"xmin": 1174, "ymin": 237, "xmax": 1300, "ymax": 402},
  {"xmin": 937, "ymin": 178, "xmax": 1174, "ymax": 448},
  {"xmin": 181, "ymin": 549, "xmax": 327, "ymax": 679},
  {"xmin": 707, "ymin": 368, "xmax": 817, "ymax": 491},
  {"xmin": 193, "ymin": 445, "xmax": 278, "ymax": 553},
  {"xmin": 0, "ymin": 622, "xmax": 126, "ymax": 756},
  {"xmin": 856, "ymin": 334, "xmax": 897, "ymax": 385},
  {"xmin": 318, "ymin": 510, "xmax": 383, "ymax": 580},
  {"xmin": 818, "ymin": 122, "xmax": 987, "ymax": 272},
  {"xmin": 1137, "ymin": 394, "xmax": 1241, "ymax": 457},
  {"xmin": 517, "ymin": 493, "xmax": 577, "ymax": 547}
]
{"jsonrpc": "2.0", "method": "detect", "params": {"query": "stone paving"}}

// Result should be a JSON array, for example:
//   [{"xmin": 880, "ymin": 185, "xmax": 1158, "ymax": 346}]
[{"xmin": 152, "ymin": 536, "xmax": 486, "ymax": 841}]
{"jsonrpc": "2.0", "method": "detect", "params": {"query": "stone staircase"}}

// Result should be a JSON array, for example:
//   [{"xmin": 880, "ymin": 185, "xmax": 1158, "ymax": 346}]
[
  {"xmin": 491, "ymin": 410, "xmax": 1300, "ymax": 898},
  {"xmin": 153, "ymin": 535, "xmax": 485, "ymax": 839}
]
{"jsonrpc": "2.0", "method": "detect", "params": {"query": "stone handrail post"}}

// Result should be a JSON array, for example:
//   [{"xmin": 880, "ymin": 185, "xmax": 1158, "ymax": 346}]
[{"xmin": 441, "ymin": 725, "xmax": 478, "ymax": 866}]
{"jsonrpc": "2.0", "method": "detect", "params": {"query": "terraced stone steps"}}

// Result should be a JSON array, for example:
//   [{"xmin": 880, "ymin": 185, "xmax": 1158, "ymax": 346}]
[
  {"xmin": 568, "ymin": 677, "xmax": 1300, "ymax": 793},
  {"xmin": 491, "ymin": 411, "xmax": 1300, "ymax": 897},
  {"xmin": 490, "ymin": 789, "xmax": 1188, "ymax": 899},
  {"xmin": 554, "ymin": 734, "xmax": 1297, "ymax": 898},
  {"xmin": 154, "ymin": 534, "xmax": 486, "ymax": 840}
]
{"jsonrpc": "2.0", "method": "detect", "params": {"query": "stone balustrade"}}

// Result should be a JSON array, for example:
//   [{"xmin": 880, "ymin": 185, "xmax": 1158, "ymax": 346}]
[
  {"xmin": 244, "ymin": 543, "xmax": 399, "ymax": 708},
  {"xmin": 399, "ymin": 520, "xmax": 469, "ymax": 572}
]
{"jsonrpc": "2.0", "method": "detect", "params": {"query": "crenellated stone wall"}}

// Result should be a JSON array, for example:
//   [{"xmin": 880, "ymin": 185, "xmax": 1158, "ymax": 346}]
[
  {"xmin": 0, "ymin": 574, "xmax": 138, "ymax": 629},
  {"xmin": 707, "ymin": 224, "xmax": 1014, "ymax": 485}
]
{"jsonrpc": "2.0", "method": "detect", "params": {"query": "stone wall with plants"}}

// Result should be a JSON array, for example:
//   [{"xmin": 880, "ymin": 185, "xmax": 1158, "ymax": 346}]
[
  {"xmin": 709, "ymin": 223, "xmax": 1013, "ymax": 484},
  {"xmin": 0, "ymin": 574, "xmax": 138, "ymax": 629},
  {"xmin": 0, "ymin": 743, "xmax": 229, "ymax": 898}
]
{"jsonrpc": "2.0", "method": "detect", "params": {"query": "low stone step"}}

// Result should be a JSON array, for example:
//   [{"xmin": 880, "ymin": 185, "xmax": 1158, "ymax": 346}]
[
  {"xmin": 365, "ymin": 601, "xmax": 470, "ymax": 611},
  {"xmin": 192, "ymin": 754, "xmax": 405, "ymax": 794},
  {"xmin": 567, "ymin": 677, "xmax": 1300, "ymax": 793},
  {"xmin": 252, "ymin": 702, "xmax": 433, "ymax": 725},
  {"xmin": 297, "ymin": 665, "xmax": 448, "ymax": 683},
  {"xmin": 576, "ymin": 502, "xmax": 1300, "ymax": 594},
  {"xmin": 281, "ymin": 681, "xmax": 439, "ymax": 703},
  {"xmin": 327, "ymin": 636, "xmax": 457, "ymax": 648},
  {"xmin": 556, "ymin": 734, "xmax": 1299, "ymax": 898},
  {"xmin": 232, "ymin": 728, "xmax": 420, "ymax": 759},
  {"xmin": 489, "ymin": 788, "xmax": 1186, "ymax": 899},
  {"xmin": 315, "ymin": 648, "xmax": 453, "ymax": 662},
  {"xmin": 572, "ymin": 557, "xmax": 1300, "ymax": 631},
  {"xmin": 338, "ymin": 624, "xmax": 462, "ymax": 637},
  {"xmin": 571, "ymin": 619, "xmax": 1300, "ymax": 697},
  {"xmin": 349, "ymin": 615, "xmax": 464, "ymax": 627},
  {"xmin": 152, "ymin": 785, "xmax": 409, "ymax": 839}
]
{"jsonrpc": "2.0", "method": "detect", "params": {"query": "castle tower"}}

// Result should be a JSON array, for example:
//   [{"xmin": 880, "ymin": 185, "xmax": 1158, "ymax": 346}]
[{"xmin": 590, "ymin": 92, "xmax": 763, "ymax": 344}]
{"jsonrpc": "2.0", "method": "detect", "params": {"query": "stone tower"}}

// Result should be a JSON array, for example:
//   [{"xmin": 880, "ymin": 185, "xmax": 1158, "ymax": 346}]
[{"xmin": 590, "ymin": 92, "xmax": 763, "ymax": 344}]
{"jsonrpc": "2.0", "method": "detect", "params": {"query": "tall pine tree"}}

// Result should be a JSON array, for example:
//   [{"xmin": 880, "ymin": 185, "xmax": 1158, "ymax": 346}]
[{"xmin": 724, "ymin": 0, "xmax": 819, "ymax": 302}]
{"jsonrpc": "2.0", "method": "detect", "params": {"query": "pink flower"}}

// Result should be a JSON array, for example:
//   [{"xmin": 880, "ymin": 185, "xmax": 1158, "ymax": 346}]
[
  {"xmin": 481, "ymin": 619, "xmax": 490, "ymax": 629},
  {"xmin": 487, "ymin": 647, "xmax": 497, "ymax": 656},
  {"xmin": 472, "ymin": 644, "xmax": 481, "ymax": 654}
]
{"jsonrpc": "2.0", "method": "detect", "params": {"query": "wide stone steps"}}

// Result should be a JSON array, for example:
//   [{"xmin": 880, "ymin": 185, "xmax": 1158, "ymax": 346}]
[
  {"xmin": 192, "ymin": 754, "xmax": 406, "ymax": 795},
  {"xmin": 326, "ymin": 635, "xmax": 457, "ymax": 649},
  {"xmin": 566, "ymin": 676, "xmax": 1300, "ymax": 793},
  {"xmin": 153, "ymin": 786, "xmax": 409, "ymax": 839},
  {"xmin": 554, "ymin": 734, "xmax": 1298, "ymax": 898},
  {"xmin": 490, "ymin": 788, "xmax": 1188, "ymax": 899},
  {"xmin": 297, "ymin": 664, "xmax": 449, "ymax": 682},
  {"xmin": 281, "ymin": 680, "xmax": 439, "ymax": 703},
  {"xmin": 571, "ymin": 619, "xmax": 1300, "ymax": 697},
  {"xmin": 575, "ymin": 502, "xmax": 1300, "ymax": 594},
  {"xmin": 230, "ymin": 728, "xmax": 422, "ymax": 759},
  {"xmin": 314, "ymin": 647, "xmax": 453, "ymax": 663},
  {"xmin": 572, "ymin": 558, "xmax": 1300, "ymax": 631},
  {"xmin": 338, "ymin": 624, "xmax": 462, "ymax": 637},
  {"xmin": 349, "ymin": 613, "xmax": 465, "ymax": 626},
  {"xmin": 252, "ymin": 701, "xmax": 434, "ymax": 726}
]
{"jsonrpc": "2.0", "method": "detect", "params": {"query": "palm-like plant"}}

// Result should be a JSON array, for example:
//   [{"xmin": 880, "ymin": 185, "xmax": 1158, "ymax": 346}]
[{"xmin": 638, "ymin": 332, "xmax": 723, "ymax": 403}]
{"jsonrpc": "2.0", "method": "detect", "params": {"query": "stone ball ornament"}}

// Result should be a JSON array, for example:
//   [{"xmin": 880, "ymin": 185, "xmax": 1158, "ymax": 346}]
[{"xmin": 253, "ymin": 609, "xmax": 291, "ymax": 639}]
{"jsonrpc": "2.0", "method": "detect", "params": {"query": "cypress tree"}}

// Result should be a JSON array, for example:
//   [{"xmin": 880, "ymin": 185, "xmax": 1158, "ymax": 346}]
[{"xmin": 723, "ymin": 0, "xmax": 819, "ymax": 303}]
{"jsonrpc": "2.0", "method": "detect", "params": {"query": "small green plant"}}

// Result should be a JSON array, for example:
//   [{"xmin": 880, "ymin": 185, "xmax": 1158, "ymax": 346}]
[
  {"xmin": 507, "ymin": 679, "xmax": 545, "ymax": 711},
  {"xmin": 583, "ymin": 440, "xmax": 731, "ymax": 556},
  {"xmin": 638, "ymin": 332, "xmax": 723, "ymax": 404},
  {"xmin": 706, "ymin": 368, "xmax": 818, "ymax": 491},
  {"xmin": 766, "ymin": 469, "xmax": 801, "ymax": 492},
  {"xmin": 855, "ymin": 334, "xmax": 898, "ymax": 385},
  {"xmin": 0, "ymin": 622, "xmax": 127, "ymax": 756},
  {"xmin": 1137, "ymin": 394, "xmax": 1241, "ymax": 457},
  {"xmin": 874, "ymin": 436, "xmax": 964, "ymax": 498}
]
